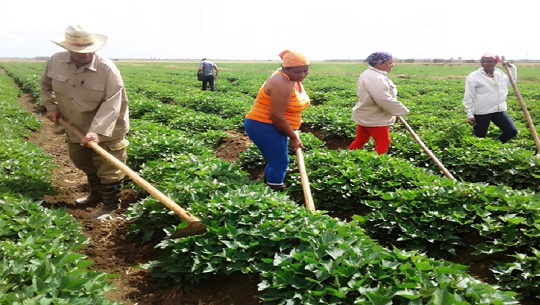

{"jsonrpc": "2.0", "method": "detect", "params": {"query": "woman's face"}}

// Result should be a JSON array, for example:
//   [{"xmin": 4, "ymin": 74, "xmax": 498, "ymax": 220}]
[
  {"xmin": 69, "ymin": 51, "xmax": 94, "ymax": 67},
  {"xmin": 376, "ymin": 59, "xmax": 395, "ymax": 72},
  {"xmin": 283, "ymin": 65, "xmax": 310, "ymax": 82}
]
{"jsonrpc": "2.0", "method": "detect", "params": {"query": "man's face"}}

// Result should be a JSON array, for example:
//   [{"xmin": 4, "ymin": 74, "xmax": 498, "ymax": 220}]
[
  {"xmin": 69, "ymin": 51, "xmax": 94, "ymax": 66},
  {"xmin": 480, "ymin": 57, "xmax": 497, "ymax": 70}
]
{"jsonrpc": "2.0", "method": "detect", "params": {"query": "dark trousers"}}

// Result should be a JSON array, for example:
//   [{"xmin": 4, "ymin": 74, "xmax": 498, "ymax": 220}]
[
  {"xmin": 201, "ymin": 75, "xmax": 216, "ymax": 91},
  {"xmin": 473, "ymin": 111, "xmax": 518, "ymax": 143}
]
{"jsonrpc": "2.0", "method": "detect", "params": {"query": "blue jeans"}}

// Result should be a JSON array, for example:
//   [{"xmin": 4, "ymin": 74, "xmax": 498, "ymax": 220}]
[
  {"xmin": 244, "ymin": 119, "xmax": 289, "ymax": 185},
  {"xmin": 473, "ymin": 111, "xmax": 518, "ymax": 143}
]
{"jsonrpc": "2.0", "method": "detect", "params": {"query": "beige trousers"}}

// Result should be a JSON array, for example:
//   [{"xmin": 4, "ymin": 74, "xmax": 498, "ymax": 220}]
[{"xmin": 68, "ymin": 139, "xmax": 129, "ymax": 185}]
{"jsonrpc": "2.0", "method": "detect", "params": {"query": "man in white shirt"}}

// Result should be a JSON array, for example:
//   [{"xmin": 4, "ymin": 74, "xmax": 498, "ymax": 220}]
[{"xmin": 463, "ymin": 53, "xmax": 518, "ymax": 143}]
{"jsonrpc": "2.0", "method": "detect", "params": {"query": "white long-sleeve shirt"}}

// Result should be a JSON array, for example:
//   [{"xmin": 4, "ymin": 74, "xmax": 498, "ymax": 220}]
[{"xmin": 462, "ymin": 66, "xmax": 517, "ymax": 117}]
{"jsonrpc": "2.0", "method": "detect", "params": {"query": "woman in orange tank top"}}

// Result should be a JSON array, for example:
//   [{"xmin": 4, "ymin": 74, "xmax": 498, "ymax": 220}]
[{"xmin": 244, "ymin": 50, "xmax": 311, "ymax": 191}]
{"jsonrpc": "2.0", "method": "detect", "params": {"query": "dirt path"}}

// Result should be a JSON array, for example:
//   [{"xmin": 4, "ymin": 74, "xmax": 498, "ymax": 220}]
[{"xmin": 19, "ymin": 94, "xmax": 260, "ymax": 305}]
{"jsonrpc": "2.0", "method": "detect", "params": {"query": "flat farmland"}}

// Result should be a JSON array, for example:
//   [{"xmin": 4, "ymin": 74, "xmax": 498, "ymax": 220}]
[{"xmin": 1, "ymin": 59, "xmax": 539, "ymax": 304}]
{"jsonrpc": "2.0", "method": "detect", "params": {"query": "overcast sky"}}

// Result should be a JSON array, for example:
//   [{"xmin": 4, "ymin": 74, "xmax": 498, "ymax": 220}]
[{"xmin": 1, "ymin": 0, "xmax": 538, "ymax": 61}]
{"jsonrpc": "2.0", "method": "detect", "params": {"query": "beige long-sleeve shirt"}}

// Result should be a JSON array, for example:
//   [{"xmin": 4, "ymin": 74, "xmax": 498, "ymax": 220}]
[
  {"xmin": 352, "ymin": 67, "xmax": 409, "ymax": 127},
  {"xmin": 40, "ymin": 51, "xmax": 129, "ymax": 143}
]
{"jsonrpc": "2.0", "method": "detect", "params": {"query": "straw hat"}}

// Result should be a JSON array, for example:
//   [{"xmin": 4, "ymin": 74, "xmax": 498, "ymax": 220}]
[{"xmin": 51, "ymin": 24, "xmax": 107, "ymax": 53}]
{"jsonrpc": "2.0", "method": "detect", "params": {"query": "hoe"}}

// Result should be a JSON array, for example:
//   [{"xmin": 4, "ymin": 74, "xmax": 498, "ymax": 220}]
[{"xmin": 59, "ymin": 118, "xmax": 207, "ymax": 238}]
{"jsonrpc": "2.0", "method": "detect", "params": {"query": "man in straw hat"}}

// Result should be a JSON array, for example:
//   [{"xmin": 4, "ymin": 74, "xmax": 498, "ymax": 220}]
[{"xmin": 40, "ymin": 24, "xmax": 130, "ymax": 220}]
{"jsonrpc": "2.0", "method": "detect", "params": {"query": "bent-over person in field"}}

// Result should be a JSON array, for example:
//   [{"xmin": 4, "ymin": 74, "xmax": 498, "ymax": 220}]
[
  {"xmin": 40, "ymin": 24, "xmax": 130, "ymax": 220},
  {"xmin": 244, "ymin": 50, "xmax": 311, "ymax": 191}
]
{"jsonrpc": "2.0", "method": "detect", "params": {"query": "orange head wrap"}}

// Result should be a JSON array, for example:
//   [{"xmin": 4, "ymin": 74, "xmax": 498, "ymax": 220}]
[{"xmin": 279, "ymin": 50, "xmax": 310, "ymax": 67}]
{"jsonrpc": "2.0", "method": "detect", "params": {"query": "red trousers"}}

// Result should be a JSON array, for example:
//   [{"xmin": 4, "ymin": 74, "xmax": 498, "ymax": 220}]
[{"xmin": 349, "ymin": 125, "xmax": 391, "ymax": 155}]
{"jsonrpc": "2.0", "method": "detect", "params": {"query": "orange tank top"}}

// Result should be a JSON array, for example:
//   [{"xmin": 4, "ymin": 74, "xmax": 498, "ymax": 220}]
[{"xmin": 245, "ymin": 69, "xmax": 310, "ymax": 130}]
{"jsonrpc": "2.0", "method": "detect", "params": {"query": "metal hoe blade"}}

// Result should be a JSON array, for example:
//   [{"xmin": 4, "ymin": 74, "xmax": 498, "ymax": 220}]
[{"xmin": 169, "ymin": 222, "xmax": 208, "ymax": 239}]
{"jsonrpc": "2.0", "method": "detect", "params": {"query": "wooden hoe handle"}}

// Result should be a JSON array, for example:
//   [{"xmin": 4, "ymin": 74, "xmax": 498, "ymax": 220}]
[
  {"xmin": 296, "ymin": 148, "xmax": 316, "ymax": 213},
  {"xmin": 501, "ymin": 57, "xmax": 540, "ymax": 154},
  {"xmin": 398, "ymin": 116, "xmax": 456, "ymax": 181},
  {"xmin": 58, "ymin": 118, "xmax": 202, "ymax": 225}
]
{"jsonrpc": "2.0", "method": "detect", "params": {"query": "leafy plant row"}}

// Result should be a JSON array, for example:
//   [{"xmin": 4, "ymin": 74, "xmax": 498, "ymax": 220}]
[
  {"xmin": 1, "ymin": 61, "xmax": 537, "ymax": 303},
  {"xmin": 3, "ymin": 61, "xmax": 539, "ymax": 192},
  {"xmin": 120, "ymin": 137, "xmax": 519, "ymax": 304},
  {"xmin": 113, "ymin": 116, "xmax": 520, "ymax": 304},
  {"xmin": 0, "ymin": 195, "xmax": 118, "ymax": 305},
  {"xmin": 0, "ymin": 68, "xmax": 119, "ymax": 304},
  {"xmin": 238, "ymin": 131, "xmax": 540, "ymax": 300},
  {"xmin": 282, "ymin": 147, "xmax": 540, "ymax": 297}
]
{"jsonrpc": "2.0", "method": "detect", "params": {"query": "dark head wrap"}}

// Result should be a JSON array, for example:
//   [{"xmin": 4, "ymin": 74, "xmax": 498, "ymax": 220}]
[{"xmin": 366, "ymin": 52, "xmax": 393, "ymax": 67}]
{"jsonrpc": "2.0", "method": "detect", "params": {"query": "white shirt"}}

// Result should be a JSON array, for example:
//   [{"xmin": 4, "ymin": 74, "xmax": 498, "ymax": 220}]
[{"xmin": 462, "ymin": 66, "xmax": 517, "ymax": 117}]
